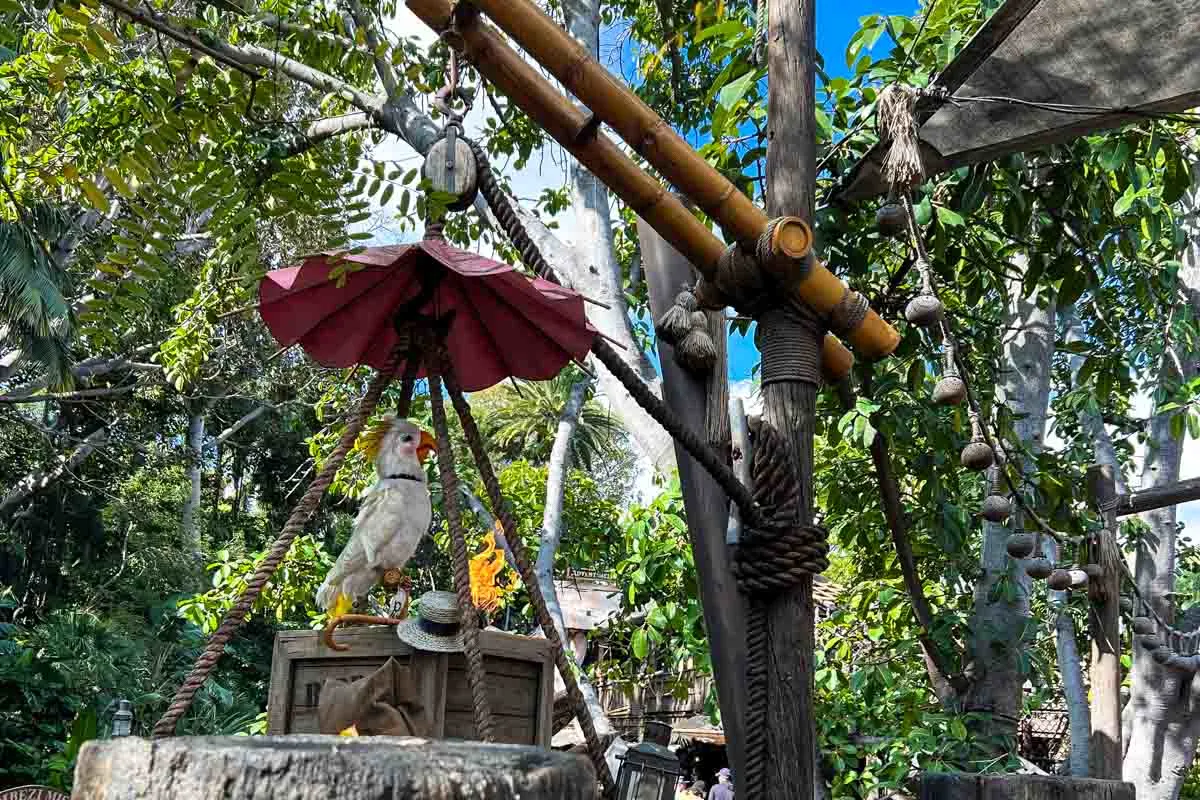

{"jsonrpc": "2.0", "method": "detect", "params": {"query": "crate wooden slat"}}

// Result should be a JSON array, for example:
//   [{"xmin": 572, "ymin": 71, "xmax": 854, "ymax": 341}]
[{"xmin": 267, "ymin": 626, "xmax": 555, "ymax": 747}]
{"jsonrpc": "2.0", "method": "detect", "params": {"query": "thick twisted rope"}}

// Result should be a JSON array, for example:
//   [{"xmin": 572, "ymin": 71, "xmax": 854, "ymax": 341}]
[
  {"xmin": 443, "ymin": 367, "xmax": 616, "ymax": 800},
  {"xmin": 428, "ymin": 366, "xmax": 496, "ymax": 743},
  {"xmin": 153, "ymin": 358, "xmax": 414, "ymax": 737},
  {"xmin": 735, "ymin": 420, "xmax": 829, "ymax": 797}
]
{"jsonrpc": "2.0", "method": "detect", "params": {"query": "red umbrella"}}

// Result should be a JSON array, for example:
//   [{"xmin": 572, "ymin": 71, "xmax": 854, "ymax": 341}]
[{"xmin": 259, "ymin": 234, "xmax": 596, "ymax": 391}]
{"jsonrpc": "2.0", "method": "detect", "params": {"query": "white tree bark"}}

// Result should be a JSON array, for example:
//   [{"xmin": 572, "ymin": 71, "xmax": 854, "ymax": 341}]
[
  {"xmin": 552, "ymin": 0, "xmax": 677, "ymax": 475},
  {"xmin": 1122, "ymin": 163, "xmax": 1200, "ymax": 800},
  {"xmin": 182, "ymin": 411, "xmax": 206, "ymax": 560},
  {"xmin": 536, "ymin": 378, "xmax": 614, "ymax": 738},
  {"xmin": 966, "ymin": 258, "xmax": 1056, "ymax": 739}
]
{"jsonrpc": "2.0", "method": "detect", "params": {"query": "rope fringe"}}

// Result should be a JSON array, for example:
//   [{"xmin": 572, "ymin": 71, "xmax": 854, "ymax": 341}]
[{"xmin": 877, "ymin": 84, "xmax": 924, "ymax": 190}]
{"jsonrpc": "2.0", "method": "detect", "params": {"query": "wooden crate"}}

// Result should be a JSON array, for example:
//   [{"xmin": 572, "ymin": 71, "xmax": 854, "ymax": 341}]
[{"xmin": 267, "ymin": 626, "xmax": 555, "ymax": 746}]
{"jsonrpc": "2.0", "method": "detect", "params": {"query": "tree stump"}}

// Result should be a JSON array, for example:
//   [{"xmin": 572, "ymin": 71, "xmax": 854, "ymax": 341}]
[
  {"xmin": 72, "ymin": 735, "xmax": 595, "ymax": 800},
  {"xmin": 921, "ymin": 773, "xmax": 1134, "ymax": 800}
]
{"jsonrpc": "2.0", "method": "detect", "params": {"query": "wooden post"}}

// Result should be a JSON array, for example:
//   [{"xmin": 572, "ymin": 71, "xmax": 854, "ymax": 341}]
[
  {"xmin": 637, "ymin": 214, "xmax": 747, "ymax": 784},
  {"xmin": 1086, "ymin": 464, "xmax": 1123, "ymax": 780},
  {"xmin": 757, "ymin": 0, "xmax": 819, "ymax": 795},
  {"xmin": 73, "ymin": 736, "xmax": 596, "ymax": 799}
]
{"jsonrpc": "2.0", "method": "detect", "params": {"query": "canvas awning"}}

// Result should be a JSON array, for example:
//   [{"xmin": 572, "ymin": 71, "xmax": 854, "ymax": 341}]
[{"xmin": 836, "ymin": 0, "xmax": 1200, "ymax": 202}]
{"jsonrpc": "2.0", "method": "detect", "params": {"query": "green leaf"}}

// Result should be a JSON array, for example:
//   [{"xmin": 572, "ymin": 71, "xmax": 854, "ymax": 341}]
[
  {"xmin": 935, "ymin": 205, "xmax": 964, "ymax": 227},
  {"xmin": 717, "ymin": 70, "xmax": 757, "ymax": 111},
  {"xmin": 631, "ymin": 628, "xmax": 649, "ymax": 659},
  {"xmin": 1113, "ymin": 186, "xmax": 1137, "ymax": 216},
  {"xmin": 79, "ymin": 177, "xmax": 110, "ymax": 213}
]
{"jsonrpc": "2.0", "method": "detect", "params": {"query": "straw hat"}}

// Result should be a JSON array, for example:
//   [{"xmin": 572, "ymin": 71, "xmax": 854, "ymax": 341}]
[{"xmin": 396, "ymin": 590, "xmax": 466, "ymax": 653}]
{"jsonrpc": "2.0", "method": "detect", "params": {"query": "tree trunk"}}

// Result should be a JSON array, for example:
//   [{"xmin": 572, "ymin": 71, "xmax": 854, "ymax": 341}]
[
  {"xmin": 966, "ymin": 261, "xmax": 1056, "ymax": 745},
  {"xmin": 1043, "ymin": 534, "xmax": 1090, "ymax": 776},
  {"xmin": 1122, "ymin": 163, "xmax": 1200, "ymax": 800},
  {"xmin": 556, "ymin": 0, "xmax": 677, "ymax": 476},
  {"xmin": 536, "ymin": 378, "xmax": 614, "ymax": 738},
  {"xmin": 761, "ymin": 0, "xmax": 819, "ymax": 794},
  {"xmin": 182, "ymin": 411, "xmax": 205, "ymax": 561}
]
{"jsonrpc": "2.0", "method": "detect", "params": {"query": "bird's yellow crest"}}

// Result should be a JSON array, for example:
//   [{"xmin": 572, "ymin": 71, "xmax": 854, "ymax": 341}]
[{"xmin": 355, "ymin": 415, "xmax": 394, "ymax": 464}]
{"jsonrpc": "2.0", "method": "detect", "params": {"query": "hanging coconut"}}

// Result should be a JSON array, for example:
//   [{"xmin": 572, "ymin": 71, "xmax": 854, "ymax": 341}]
[
  {"xmin": 1152, "ymin": 646, "xmax": 1173, "ymax": 666},
  {"xmin": 932, "ymin": 374, "xmax": 967, "ymax": 406},
  {"xmin": 905, "ymin": 293, "xmax": 943, "ymax": 327},
  {"xmin": 1046, "ymin": 569, "xmax": 1072, "ymax": 591},
  {"xmin": 981, "ymin": 494, "xmax": 1012, "ymax": 523},
  {"xmin": 876, "ymin": 202, "xmax": 907, "ymax": 237},
  {"xmin": 676, "ymin": 310, "xmax": 717, "ymax": 373},
  {"xmin": 655, "ymin": 287, "xmax": 698, "ymax": 345},
  {"xmin": 1025, "ymin": 558, "xmax": 1053, "ymax": 579},
  {"xmin": 1119, "ymin": 596, "xmax": 1134, "ymax": 613},
  {"xmin": 1005, "ymin": 532, "xmax": 1036, "ymax": 559},
  {"xmin": 1131, "ymin": 616, "xmax": 1156, "ymax": 636}
]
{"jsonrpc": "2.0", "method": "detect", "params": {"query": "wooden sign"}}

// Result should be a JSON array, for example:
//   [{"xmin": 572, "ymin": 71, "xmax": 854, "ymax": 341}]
[
  {"xmin": 0, "ymin": 787, "xmax": 70, "ymax": 800},
  {"xmin": 837, "ymin": 0, "xmax": 1200, "ymax": 201}
]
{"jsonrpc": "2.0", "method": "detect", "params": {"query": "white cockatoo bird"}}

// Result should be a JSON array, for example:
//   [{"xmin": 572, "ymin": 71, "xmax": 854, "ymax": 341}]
[{"xmin": 316, "ymin": 415, "xmax": 436, "ymax": 614}]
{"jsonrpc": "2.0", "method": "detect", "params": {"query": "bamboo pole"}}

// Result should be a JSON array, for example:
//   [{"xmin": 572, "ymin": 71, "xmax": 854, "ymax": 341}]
[
  {"xmin": 462, "ymin": 0, "xmax": 900, "ymax": 362},
  {"xmin": 408, "ymin": 0, "xmax": 854, "ymax": 380}
]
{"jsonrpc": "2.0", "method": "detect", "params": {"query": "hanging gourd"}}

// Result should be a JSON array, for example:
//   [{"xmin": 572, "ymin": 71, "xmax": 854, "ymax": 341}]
[
  {"xmin": 1132, "ymin": 616, "xmax": 1156, "ymax": 636},
  {"xmin": 876, "ymin": 199, "xmax": 907, "ymax": 237},
  {"xmin": 932, "ymin": 344, "xmax": 967, "ymax": 406},
  {"xmin": 904, "ymin": 258, "xmax": 943, "ymax": 327},
  {"xmin": 1024, "ymin": 531, "xmax": 1052, "ymax": 578},
  {"xmin": 1006, "ymin": 532, "xmax": 1036, "ymax": 559},
  {"xmin": 960, "ymin": 413, "xmax": 994, "ymax": 471}
]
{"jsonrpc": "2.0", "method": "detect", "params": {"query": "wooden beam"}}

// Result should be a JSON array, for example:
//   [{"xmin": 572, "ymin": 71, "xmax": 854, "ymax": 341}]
[
  {"xmin": 638, "ymin": 214, "xmax": 748, "ymax": 786},
  {"xmin": 404, "ymin": 0, "xmax": 857, "ymax": 381},
  {"xmin": 1113, "ymin": 476, "xmax": 1200, "ymax": 517},
  {"xmin": 1086, "ymin": 464, "xmax": 1123, "ymax": 780},
  {"xmin": 458, "ymin": 0, "xmax": 900, "ymax": 362}
]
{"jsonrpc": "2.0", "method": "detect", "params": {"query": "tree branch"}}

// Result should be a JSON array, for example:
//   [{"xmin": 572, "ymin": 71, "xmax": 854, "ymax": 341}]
[
  {"xmin": 838, "ymin": 380, "xmax": 966, "ymax": 707},
  {"xmin": 0, "ymin": 427, "xmax": 108, "ymax": 515},
  {"xmin": 344, "ymin": 0, "xmax": 400, "ymax": 99},
  {"xmin": 97, "ymin": 0, "xmax": 262, "ymax": 79},
  {"xmin": 0, "ymin": 385, "xmax": 138, "ymax": 404},
  {"xmin": 215, "ymin": 405, "xmax": 271, "ymax": 444},
  {"xmin": 258, "ymin": 13, "xmax": 368, "ymax": 54}
]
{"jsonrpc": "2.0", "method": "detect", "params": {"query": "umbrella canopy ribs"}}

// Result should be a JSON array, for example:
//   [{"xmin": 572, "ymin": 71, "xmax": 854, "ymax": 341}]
[{"xmin": 407, "ymin": 0, "xmax": 900, "ymax": 366}]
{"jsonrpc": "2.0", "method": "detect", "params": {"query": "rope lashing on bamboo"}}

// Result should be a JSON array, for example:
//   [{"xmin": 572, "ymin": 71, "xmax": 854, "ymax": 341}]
[
  {"xmin": 734, "ymin": 420, "xmax": 830, "ymax": 799},
  {"xmin": 427, "ymin": 364, "xmax": 496, "ymax": 743},
  {"xmin": 441, "ymin": 364, "xmax": 617, "ymax": 800},
  {"xmin": 465, "ymin": 132, "xmax": 768, "ymax": 530},
  {"xmin": 153, "ymin": 355, "xmax": 417, "ymax": 738},
  {"xmin": 827, "ymin": 287, "xmax": 870, "ymax": 341}
]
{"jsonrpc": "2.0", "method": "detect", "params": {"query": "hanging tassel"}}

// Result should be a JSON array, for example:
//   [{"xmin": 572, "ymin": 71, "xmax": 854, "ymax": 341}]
[
  {"xmin": 656, "ymin": 286, "xmax": 698, "ymax": 345},
  {"xmin": 751, "ymin": 0, "xmax": 768, "ymax": 65},
  {"xmin": 876, "ymin": 84, "xmax": 924, "ymax": 190},
  {"xmin": 676, "ymin": 310, "xmax": 718, "ymax": 373}
]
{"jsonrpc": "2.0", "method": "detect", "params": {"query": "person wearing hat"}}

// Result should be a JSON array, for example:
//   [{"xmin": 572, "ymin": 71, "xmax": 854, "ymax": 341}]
[
  {"xmin": 396, "ymin": 589, "xmax": 467, "ymax": 653},
  {"xmin": 707, "ymin": 768, "xmax": 733, "ymax": 800}
]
